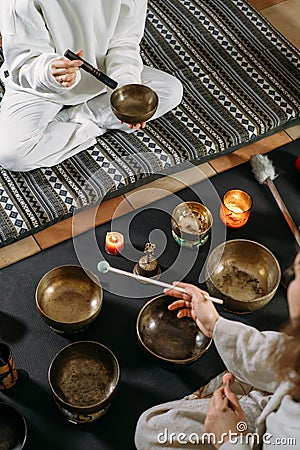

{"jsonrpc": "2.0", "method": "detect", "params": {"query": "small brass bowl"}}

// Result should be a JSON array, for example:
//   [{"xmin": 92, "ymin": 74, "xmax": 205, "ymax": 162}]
[
  {"xmin": 171, "ymin": 201, "xmax": 213, "ymax": 248},
  {"xmin": 136, "ymin": 295, "xmax": 211, "ymax": 369},
  {"xmin": 48, "ymin": 341, "xmax": 120, "ymax": 424},
  {"xmin": 110, "ymin": 84, "xmax": 158, "ymax": 124},
  {"xmin": 0, "ymin": 402, "xmax": 27, "ymax": 449},
  {"xmin": 205, "ymin": 239, "xmax": 281, "ymax": 313},
  {"xmin": 36, "ymin": 265, "xmax": 103, "ymax": 334}
]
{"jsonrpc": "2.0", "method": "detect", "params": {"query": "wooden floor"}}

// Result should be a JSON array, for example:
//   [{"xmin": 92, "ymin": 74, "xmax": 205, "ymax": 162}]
[{"xmin": 1, "ymin": 0, "xmax": 300, "ymax": 269}]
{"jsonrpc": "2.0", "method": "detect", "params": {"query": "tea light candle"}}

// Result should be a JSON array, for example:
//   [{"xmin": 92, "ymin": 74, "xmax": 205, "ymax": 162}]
[
  {"xmin": 220, "ymin": 189, "xmax": 252, "ymax": 228},
  {"xmin": 105, "ymin": 232, "xmax": 124, "ymax": 255}
]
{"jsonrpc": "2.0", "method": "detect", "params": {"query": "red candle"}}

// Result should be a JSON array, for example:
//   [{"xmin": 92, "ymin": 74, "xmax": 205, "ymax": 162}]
[{"xmin": 105, "ymin": 232, "xmax": 124, "ymax": 255}]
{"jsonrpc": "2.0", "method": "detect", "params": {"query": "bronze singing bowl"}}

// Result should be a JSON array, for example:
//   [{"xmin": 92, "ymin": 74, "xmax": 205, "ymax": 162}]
[
  {"xmin": 36, "ymin": 265, "xmax": 103, "ymax": 334},
  {"xmin": 171, "ymin": 201, "xmax": 213, "ymax": 244},
  {"xmin": 0, "ymin": 402, "xmax": 27, "ymax": 449},
  {"xmin": 205, "ymin": 239, "xmax": 281, "ymax": 313},
  {"xmin": 110, "ymin": 84, "xmax": 158, "ymax": 124},
  {"xmin": 136, "ymin": 295, "xmax": 211, "ymax": 369},
  {"xmin": 48, "ymin": 341, "xmax": 120, "ymax": 424}
]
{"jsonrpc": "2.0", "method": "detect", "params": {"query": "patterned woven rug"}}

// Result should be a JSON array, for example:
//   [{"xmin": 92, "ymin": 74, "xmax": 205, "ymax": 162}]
[{"xmin": 0, "ymin": 0, "xmax": 299, "ymax": 247}]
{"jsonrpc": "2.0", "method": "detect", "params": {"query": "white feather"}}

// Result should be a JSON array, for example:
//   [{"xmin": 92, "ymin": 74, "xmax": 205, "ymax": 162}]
[{"xmin": 250, "ymin": 154, "xmax": 277, "ymax": 184}]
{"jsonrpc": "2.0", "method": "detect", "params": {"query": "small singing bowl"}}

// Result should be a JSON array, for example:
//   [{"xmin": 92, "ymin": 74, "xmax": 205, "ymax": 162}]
[
  {"xmin": 110, "ymin": 84, "xmax": 158, "ymax": 124},
  {"xmin": 0, "ymin": 402, "xmax": 27, "ymax": 449},
  {"xmin": 171, "ymin": 201, "xmax": 213, "ymax": 248},
  {"xmin": 205, "ymin": 239, "xmax": 281, "ymax": 313},
  {"xmin": 36, "ymin": 265, "xmax": 103, "ymax": 334},
  {"xmin": 136, "ymin": 295, "xmax": 212, "ymax": 369},
  {"xmin": 48, "ymin": 341, "xmax": 120, "ymax": 424}
]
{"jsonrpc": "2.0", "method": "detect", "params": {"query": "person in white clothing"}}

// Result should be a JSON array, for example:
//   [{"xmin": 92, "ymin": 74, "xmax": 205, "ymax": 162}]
[
  {"xmin": 135, "ymin": 251, "xmax": 300, "ymax": 449},
  {"xmin": 0, "ymin": 0, "xmax": 183, "ymax": 171}
]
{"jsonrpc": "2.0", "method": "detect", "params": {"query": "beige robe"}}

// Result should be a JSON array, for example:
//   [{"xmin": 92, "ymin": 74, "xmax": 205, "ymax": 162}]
[{"xmin": 135, "ymin": 317, "xmax": 300, "ymax": 450}]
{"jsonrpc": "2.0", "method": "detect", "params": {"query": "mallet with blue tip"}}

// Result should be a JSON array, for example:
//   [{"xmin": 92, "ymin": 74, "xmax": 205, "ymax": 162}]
[{"xmin": 97, "ymin": 261, "xmax": 223, "ymax": 304}]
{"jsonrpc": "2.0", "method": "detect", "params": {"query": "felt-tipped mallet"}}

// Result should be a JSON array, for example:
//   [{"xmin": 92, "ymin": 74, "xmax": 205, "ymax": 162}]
[
  {"xmin": 250, "ymin": 154, "xmax": 300, "ymax": 248},
  {"xmin": 97, "ymin": 261, "xmax": 223, "ymax": 304}
]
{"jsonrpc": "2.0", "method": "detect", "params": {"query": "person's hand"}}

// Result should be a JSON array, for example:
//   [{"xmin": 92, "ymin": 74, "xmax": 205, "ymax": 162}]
[
  {"xmin": 287, "ymin": 251, "xmax": 300, "ymax": 326},
  {"xmin": 165, "ymin": 283, "xmax": 219, "ymax": 338},
  {"xmin": 204, "ymin": 385, "xmax": 247, "ymax": 449},
  {"xmin": 51, "ymin": 50, "xmax": 83, "ymax": 87},
  {"xmin": 121, "ymin": 121, "xmax": 147, "ymax": 130}
]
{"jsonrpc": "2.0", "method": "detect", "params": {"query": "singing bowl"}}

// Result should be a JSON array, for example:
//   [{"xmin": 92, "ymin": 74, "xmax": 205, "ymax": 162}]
[
  {"xmin": 171, "ymin": 201, "xmax": 213, "ymax": 248},
  {"xmin": 110, "ymin": 84, "xmax": 158, "ymax": 124},
  {"xmin": 136, "ymin": 295, "xmax": 211, "ymax": 369},
  {"xmin": 36, "ymin": 265, "xmax": 103, "ymax": 334},
  {"xmin": 205, "ymin": 239, "xmax": 281, "ymax": 313},
  {"xmin": 0, "ymin": 402, "xmax": 27, "ymax": 449},
  {"xmin": 48, "ymin": 341, "xmax": 120, "ymax": 424}
]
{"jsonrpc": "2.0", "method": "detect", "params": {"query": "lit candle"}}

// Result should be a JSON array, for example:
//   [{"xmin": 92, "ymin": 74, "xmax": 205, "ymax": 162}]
[
  {"xmin": 105, "ymin": 232, "xmax": 124, "ymax": 255},
  {"xmin": 220, "ymin": 189, "xmax": 252, "ymax": 228}
]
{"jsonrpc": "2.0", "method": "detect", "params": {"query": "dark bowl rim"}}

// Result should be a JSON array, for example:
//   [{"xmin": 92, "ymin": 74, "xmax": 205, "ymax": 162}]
[
  {"xmin": 35, "ymin": 265, "xmax": 103, "ymax": 325},
  {"xmin": 205, "ymin": 238, "xmax": 281, "ymax": 304},
  {"xmin": 48, "ymin": 340, "xmax": 120, "ymax": 411},
  {"xmin": 110, "ymin": 84, "xmax": 159, "ymax": 119},
  {"xmin": 136, "ymin": 294, "xmax": 212, "ymax": 364},
  {"xmin": 111, "ymin": 83, "xmax": 158, "ymax": 98},
  {"xmin": 0, "ymin": 401, "xmax": 27, "ymax": 447},
  {"xmin": 171, "ymin": 201, "xmax": 214, "ymax": 231},
  {"xmin": 110, "ymin": 104, "xmax": 158, "ymax": 120}
]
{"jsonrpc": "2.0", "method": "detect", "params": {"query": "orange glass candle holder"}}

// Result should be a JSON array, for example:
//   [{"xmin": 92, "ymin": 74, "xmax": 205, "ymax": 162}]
[
  {"xmin": 220, "ymin": 189, "xmax": 252, "ymax": 229},
  {"xmin": 0, "ymin": 342, "xmax": 18, "ymax": 390},
  {"xmin": 105, "ymin": 232, "xmax": 124, "ymax": 255}
]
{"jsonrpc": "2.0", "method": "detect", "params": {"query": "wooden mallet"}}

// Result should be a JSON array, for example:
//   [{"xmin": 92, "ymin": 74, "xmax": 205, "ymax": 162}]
[
  {"xmin": 250, "ymin": 154, "xmax": 300, "ymax": 248},
  {"xmin": 97, "ymin": 261, "xmax": 223, "ymax": 304}
]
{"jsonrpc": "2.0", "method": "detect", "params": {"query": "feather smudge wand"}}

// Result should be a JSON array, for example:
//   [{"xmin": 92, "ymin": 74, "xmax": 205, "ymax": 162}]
[{"xmin": 250, "ymin": 154, "xmax": 300, "ymax": 247}]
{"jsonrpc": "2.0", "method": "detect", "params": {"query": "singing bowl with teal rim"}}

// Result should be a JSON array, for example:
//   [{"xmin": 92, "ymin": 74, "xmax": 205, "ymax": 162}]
[
  {"xmin": 48, "ymin": 341, "xmax": 120, "ymax": 424},
  {"xmin": 171, "ymin": 201, "xmax": 213, "ymax": 249},
  {"xmin": 110, "ymin": 84, "xmax": 158, "ymax": 124},
  {"xmin": 36, "ymin": 265, "xmax": 103, "ymax": 334},
  {"xmin": 0, "ymin": 402, "xmax": 27, "ymax": 449},
  {"xmin": 136, "ymin": 295, "xmax": 212, "ymax": 369},
  {"xmin": 205, "ymin": 239, "xmax": 281, "ymax": 313}
]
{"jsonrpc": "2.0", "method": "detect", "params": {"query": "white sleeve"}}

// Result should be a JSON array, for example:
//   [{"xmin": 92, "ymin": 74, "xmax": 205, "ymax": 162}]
[
  {"xmin": 2, "ymin": 1, "xmax": 80, "ymax": 93},
  {"xmin": 104, "ymin": 0, "xmax": 147, "ymax": 86},
  {"xmin": 213, "ymin": 317, "xmax": 287, "ymax": 393}
]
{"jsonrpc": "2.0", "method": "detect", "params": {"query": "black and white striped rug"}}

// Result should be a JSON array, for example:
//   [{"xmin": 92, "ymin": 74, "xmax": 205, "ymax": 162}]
[{"xmin": 0, "ymin": 0, "xmax": 299, "ymax": 246}]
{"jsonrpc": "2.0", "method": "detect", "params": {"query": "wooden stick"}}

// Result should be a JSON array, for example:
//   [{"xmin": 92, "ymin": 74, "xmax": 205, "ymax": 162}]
[
  {"xmin": 64, "ymin": 49, "xmax": 118, "ymax": 90},
  {"xmin": 100, "ymin": 264, "xmax": 223, "ymax": 304},
  {"xmin": 266, "ymin": 177, "xmax": 300, "ymax": 248}
]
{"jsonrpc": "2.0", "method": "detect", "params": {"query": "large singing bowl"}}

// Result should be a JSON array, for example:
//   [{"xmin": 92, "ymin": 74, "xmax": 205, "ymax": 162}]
[
  {"xmin": 48, "ymin": 341, "xmax": 120, "ymax": 424},
  {"xmin": 0, "ymin": 402, "xmax": 27, "ymax": 449},
  {"xmin": 205, "ymin": 239, "xmax": 281, "ymax": 313},
  {"xmin": 36, "ymin": 265, "xmax": 103, "ymax": 334},
  {"xmin": 110, "ymin": 84, "xmax": 158, "ymax": 124},
  {"xmin": 136, "ymin": 295, "xmax": 211, "ymax": 369}
]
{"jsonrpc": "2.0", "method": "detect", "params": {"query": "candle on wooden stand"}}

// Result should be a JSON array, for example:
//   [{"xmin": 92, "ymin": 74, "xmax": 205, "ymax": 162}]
[{"xmin": 105, "ymin": 232, "xmax": 124, "ymax": 255}]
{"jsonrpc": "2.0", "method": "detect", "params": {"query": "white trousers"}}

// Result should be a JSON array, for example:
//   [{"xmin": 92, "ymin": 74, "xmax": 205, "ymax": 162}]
[{"xmin": 0, "ymin": 67, "xmax": 183, "ymax": 171}]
